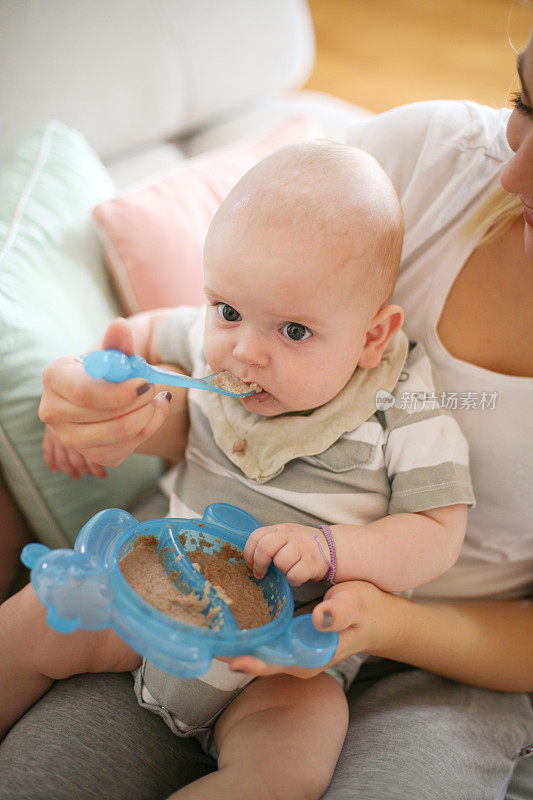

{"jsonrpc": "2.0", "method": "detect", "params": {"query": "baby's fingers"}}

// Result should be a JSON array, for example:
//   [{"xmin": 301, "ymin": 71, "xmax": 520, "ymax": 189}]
[
  {"xmin": 246, "ymin": 529, "xmax": 288, "ymax": 579},
  {"xmin": 48, "ymin": 441, "xmax": 80, "ymax": 479},
  {"xmin": 60, "ymin": 448, "xmax": 90, "ymax": 480},
  {"xmin": 42, "ymin": 425, "xmax": 82, "ymax": 479},
  {"xmin": 243, "ymin": 527, "xmax": 267, "ymax": 567},
  {"xmin": 284, "ymin": 557, "xmax": 313, "ymax": 587},
  {"xmin": 67, "ymin": 450, "xmax": 107, "ymax": 480},
  {"xmin": 43, "ymin": 427, "xmax": 107, "ymax": 480},
  {"xmin": 251, "ymin": 545, "xmax": 274, "ymax": 580},
  {"xmin": 42, "ymin": 425, "xmax": 61, "ymax": 472}
]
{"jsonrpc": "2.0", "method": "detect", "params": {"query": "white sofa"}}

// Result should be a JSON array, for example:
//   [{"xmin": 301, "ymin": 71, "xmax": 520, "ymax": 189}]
[
  {"xmin": 2, "ymin": 0, "xmax": 370, "ymax": 187},
  {"xmin": 0, "ymin": 0, "xmax": 371, "ymax": 589}
]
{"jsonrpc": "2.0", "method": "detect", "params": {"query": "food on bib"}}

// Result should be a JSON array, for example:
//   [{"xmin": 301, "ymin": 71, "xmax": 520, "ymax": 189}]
[{"xmin": 232, "ymin": 439, "xmax": 247, "ymax": 454}]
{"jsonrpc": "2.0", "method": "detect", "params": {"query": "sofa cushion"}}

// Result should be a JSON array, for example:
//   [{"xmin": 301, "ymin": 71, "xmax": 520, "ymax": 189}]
[
  {"xmin": 93, "ymin": 116, "xmax": 319, "ymax": 315},
  {"xmin": 0, "ymin": 121, "xmax": 163, "ymax": 548}
]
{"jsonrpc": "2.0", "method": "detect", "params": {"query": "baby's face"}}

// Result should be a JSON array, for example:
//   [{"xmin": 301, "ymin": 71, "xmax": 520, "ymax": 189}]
[{"xmin": 203, "ymin": 216, "xmax": 373, "ymax": 417}]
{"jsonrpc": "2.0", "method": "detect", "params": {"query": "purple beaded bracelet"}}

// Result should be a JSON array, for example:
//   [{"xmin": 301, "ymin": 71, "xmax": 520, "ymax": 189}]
[{"xmin": 314, "ymin": 524, "xmax": 337, "ymax": 584}]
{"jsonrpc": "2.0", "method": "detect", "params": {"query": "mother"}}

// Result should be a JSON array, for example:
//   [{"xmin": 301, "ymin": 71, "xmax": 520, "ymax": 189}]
[
  {"xmin": 228, "ymin": 30, "xmax": 533, "ymax": 800},
  {"xmin": 1, "ymin": 35, "xmax": 532, "ymax": 800}
]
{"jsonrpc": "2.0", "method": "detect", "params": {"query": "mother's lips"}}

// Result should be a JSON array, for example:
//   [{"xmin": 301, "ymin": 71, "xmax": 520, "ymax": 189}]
[{"xmin": 522, "ymin": 202, "xmax": 533, "ymax": 227}]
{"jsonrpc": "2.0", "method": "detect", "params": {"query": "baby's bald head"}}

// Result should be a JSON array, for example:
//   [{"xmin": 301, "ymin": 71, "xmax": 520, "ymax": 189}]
[{"xmin": 206, "ymin": 140, "xmax": 403, "ymax": 316}]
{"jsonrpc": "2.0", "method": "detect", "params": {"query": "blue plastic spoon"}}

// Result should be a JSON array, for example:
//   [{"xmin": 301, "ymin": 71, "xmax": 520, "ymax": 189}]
[
  {"xmin": 82, "ymin": 349, "xmax": 259, "ymax": 398},
  {"xmin": 156, "ymin": 523, "xmax": 239, "ymax": 631}
]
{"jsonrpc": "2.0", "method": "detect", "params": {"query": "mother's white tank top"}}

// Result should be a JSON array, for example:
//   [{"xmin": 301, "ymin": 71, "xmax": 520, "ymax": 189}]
[
  {"xmin": 349, "ymin": 99, "xmax": 533, "ymax": 599},
  {"xmin": 394, "ymin": 197, "xmax": 533, "ymax": 600}
]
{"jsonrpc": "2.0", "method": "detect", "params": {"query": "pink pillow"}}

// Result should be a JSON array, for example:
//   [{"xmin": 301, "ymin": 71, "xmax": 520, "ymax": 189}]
[{"xmin": 93, "ymin": 117, "xmax": 318, "ymax": 314}]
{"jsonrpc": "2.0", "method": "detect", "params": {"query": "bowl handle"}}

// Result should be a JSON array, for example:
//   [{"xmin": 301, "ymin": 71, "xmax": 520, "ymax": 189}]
[
  {"xmin": 76, "ymin": 508, "xmax": 138, "ymax": 559},
  {"xmin": 202, "ymin": 503, "xmax": 260, "ymax": 536},
  {"xmin": 21, "ymin": 545, "xmax": 113, "ymax": 632},
  {"xmin": 254, "ymin": 613, "xmax": 338, "ymax": 667}
]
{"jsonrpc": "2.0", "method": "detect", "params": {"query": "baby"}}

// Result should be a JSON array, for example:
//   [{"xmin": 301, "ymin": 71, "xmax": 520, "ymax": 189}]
[{"xmin": 1, "ymin": 142, "xmax": 474, "ymax": 800}]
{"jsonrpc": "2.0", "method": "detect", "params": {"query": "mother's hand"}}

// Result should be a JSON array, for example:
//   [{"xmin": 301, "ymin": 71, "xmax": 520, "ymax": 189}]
[
  {"xmin": 39, "ymin": 318, "xmax": 170, "ymax": 470},
  {"xmin": 226, "ymin": 580, "xmax": 406, "ymax": 678}
]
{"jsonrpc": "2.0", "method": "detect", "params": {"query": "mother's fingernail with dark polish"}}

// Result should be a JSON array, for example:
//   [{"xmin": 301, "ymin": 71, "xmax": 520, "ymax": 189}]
[
  {"xmin": 322, "ymin": 611, "xmax": 333, "ymax": 628},
  {"xmin": 164, "ymin": 391, "xmax": 172, "ymax": 402},
  {"xmin": 136, "ymin": 382, "xmax": 151, "ymax": 396}
]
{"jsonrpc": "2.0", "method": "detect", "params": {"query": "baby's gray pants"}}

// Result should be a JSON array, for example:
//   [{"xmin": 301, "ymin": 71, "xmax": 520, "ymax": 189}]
[{"xmin": 0, "ymin": 661, "xmax": 531, "ymax": 800}]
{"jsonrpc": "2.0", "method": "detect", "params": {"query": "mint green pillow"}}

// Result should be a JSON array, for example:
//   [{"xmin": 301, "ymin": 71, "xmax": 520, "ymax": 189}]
[{"xmin": 0, "ymin": 121, "xmax": 163, "ymax": 548}]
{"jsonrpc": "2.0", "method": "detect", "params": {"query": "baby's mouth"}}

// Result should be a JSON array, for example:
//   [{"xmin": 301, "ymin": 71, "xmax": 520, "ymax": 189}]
[
  {"xmin": 243, "ymin": 386, "xmax": 279, "ymax": 405},
  {"xmin": 246, "ymin": 385, "xmax": 267, "ymax": 398}
]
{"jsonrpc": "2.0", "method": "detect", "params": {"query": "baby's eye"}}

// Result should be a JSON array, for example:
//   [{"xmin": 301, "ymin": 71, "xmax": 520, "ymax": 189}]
[
  {"xmin": 217, "ymin": 304, "xmax": 241, "ymax": 322},
  {"xmin": 281, "ymin": 322, "xmax": 312, "ymax": 341}
]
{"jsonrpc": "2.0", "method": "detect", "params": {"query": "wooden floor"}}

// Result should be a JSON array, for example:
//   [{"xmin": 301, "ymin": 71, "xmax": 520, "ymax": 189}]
[{"xmin": 304, "ymin": 0, "xmax": 532, "ymax": 113}]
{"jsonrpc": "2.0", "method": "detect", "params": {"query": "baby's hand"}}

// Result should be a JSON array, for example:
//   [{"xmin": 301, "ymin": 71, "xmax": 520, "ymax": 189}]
[
  {"xmin": 244, "ymin": 523, "xmax": 329, "ymax": 586},
  {"xmin": 42, "ymin": 424, "xmax": 107, "ymax": 480}
]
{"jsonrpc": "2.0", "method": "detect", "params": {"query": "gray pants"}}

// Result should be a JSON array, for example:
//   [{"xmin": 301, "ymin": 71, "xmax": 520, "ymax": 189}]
[
  {"xmin": 324, "ymin": 662, "xmax": 533, "ymax": 800},
  {"xmin": 0, "ymin": 663, "xmax": 531, "ymax": 800}
]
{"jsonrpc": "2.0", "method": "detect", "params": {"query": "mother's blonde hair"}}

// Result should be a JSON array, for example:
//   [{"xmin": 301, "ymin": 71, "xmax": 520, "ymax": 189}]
[
  {"xmin": 467, "ymin": 0, "xmax": 531, "ymax": 245},
  {"xmin": 465, "ymin": 186, "xmax": 523, "ymax": 246}
]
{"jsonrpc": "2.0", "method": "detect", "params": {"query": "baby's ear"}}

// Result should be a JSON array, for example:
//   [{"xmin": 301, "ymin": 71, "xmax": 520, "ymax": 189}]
[{"xmin": 358, "ymin": 305, "xmax": 404, "ymax": 369}]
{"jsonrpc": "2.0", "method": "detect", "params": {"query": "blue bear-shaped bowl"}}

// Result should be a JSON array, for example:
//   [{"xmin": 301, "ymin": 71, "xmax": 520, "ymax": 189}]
[{"xmin": 22, "ymin": 503, "xmax": 338, "ymax": 678}]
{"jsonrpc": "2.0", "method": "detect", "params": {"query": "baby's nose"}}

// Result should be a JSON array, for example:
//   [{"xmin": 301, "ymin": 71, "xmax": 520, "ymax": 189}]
[{"xmin": 232, "ymin": 331, "xmax": 269, "ymax": 368}]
